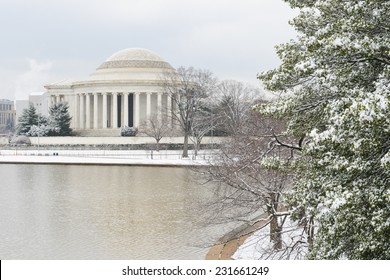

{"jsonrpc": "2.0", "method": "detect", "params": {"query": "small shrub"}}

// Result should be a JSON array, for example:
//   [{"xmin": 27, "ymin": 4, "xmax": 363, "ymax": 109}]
[
  {"xmin": 120, "ymin": 126, "xmax": 138, "ymax": 137},
  {"xmin": 10, "ymin": 135, "xmax": 31, "ymax": 145}
]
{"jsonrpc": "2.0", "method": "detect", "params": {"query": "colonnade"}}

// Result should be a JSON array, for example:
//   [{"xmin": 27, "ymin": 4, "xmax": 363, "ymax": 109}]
[{"xmin": 50, "ymin": 92, "xmax": 172, "ymax": 130}]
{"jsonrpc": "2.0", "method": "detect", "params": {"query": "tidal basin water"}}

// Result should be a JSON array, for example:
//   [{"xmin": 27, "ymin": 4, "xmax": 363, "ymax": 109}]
[{"xmin": 0, "ymin": 164, "xmax": 223, "ymax": 259}]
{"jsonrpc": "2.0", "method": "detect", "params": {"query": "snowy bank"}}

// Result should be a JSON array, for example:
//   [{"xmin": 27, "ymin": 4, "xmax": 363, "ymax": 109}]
[
  {"xmin": 232, "ymin": 218, "xmax": 308, "ymax": 260},
  {"xmin": 0, "ymin": 149, "xmax": 212, "ymax": 167}
]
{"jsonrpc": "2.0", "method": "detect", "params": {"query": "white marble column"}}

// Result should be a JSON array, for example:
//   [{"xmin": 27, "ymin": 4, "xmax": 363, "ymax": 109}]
[
  {"xmin": 112, "ymin": 92, "xmax": 118, "ymax": 128},
  {"xmin": 175, "ymin": 95, "xmax": 180, "ymax": 117},
  {"xmin": 157, "ymin": 92, "xmax": 162, "ymax": 122},
  {"xmin": 93, "ymin": 93, "xmax": 98, "ymax": 129},
  {"xmin": 167, "ymin": 94, "xmax": 172, "ymax": 127},
  {"xmin": 75, "ymin": 94, "xmax": 79, "ymax": 129},
  {"xmin": 102, "ymin": 93, "xmax": 108, "ymax": 129},
  {"xmin": 85, "ymin": 93, "xmax": 91, "ymax": 129},
  {"xmin": 146, "ymin": 92, "xmax": 151, "ymax": 120},
  {"xmin": 134, "ymin": 92, "xmax": 140, "ymax": 127},
  {"xmin": 123, "ymin": 92, "xmax": 129, "ymax": 127},
  {"xmin": 79, "ymin": 93, "xmax": 85, "ymax": 129}
]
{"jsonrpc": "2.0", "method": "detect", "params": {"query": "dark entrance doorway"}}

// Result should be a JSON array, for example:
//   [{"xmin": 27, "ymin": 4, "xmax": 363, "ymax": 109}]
[{"xmin": 128, "ymin": 93, "xmax": 134, "ymax": 127}]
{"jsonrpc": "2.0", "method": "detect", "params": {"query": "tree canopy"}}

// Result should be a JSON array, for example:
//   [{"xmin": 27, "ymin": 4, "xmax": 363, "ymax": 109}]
[
  {"xmin": 17, "ymin": 102, "xmax": 72, "ymax": 137},
  {"xmin": 48, "ymin": 102, "xmax": 72, "ymax": 136},
  {"xmin": 257, "ymin": 0, "xmax": 389, "ymax": 259},
  {"xmin": 16, "ymin": 104, "xmax": 39, "ymax": 135}
]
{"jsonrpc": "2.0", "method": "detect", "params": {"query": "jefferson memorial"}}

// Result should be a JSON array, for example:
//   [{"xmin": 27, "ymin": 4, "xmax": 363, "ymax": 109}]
[{"xmin": 44, "ymin": 48, "xmax": 175, "ymax": 132}]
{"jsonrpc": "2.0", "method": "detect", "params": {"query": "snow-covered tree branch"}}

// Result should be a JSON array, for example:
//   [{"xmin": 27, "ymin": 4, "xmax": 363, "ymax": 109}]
[{"xmin": 257, "ymin": 0, "xmax": 390, "ymax": 259}]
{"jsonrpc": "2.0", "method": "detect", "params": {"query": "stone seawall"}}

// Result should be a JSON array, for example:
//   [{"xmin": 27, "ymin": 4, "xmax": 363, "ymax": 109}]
[{"xmin": 1, "ymin": 136, "xmax": 227, "ymax": 146}]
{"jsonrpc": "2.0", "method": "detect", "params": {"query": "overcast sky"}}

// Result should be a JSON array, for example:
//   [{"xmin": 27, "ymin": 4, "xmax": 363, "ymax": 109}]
[{"xmin": 0, "ymin": 0, "xmax": 297, "ymax": 100}]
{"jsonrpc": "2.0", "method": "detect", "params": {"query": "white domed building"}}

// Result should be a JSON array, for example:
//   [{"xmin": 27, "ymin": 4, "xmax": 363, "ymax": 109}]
[{"xmin": 45, "ymin": 48, "xmax": 175, "ymax": 133}]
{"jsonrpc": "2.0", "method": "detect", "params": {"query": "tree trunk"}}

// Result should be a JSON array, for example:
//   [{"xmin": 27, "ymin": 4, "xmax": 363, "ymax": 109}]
[
  {"xmin": 270, "ymin": 217, "xmax": 282, "ymax": 250},
  {"xmin": 156, "ymin": 140, "xmax": 160, "ymax": 152},
  {"xmin": 183, "ymin": 133, "xmax": 189, "ymax": 158},
  {"xmin": 194, "ymin": 140, "xmax": 199, "ymax": 157},
  {"xmin": 268, "ymin": 192, "xmax": 282, "ymax": 250},
  {"xmin": 307, "ymin": 217, "xmax": 315, "ymax": 252}
]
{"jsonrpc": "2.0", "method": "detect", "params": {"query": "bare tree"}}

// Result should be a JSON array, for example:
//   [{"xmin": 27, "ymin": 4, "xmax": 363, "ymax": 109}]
[
  {"xmin": 162, "ymin": 66, "xmax": 217, "ymax": 158},
  {"xmin": 215, "ymin": 80, "xmax": 262, "ymax": 136},
  {"xmin": 205, "ymin": 104, "xmax": 296, "ymax": 251},
  {"xmin": 139, "ymin": 114, "xmax": 171, "ymax": 152},
  {"xmin": 189, "ymin": 105, "xmax": 219, "ymax": 157}
]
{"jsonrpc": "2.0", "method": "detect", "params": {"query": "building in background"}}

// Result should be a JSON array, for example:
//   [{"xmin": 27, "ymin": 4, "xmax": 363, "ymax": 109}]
[
  {"xmin": 15, "ymin": 100, "xmax": 30, "ymax": 127},
  {"xmin": 29, "ymin": 92, "xmax": 48, "ymax": 116},
  {"xmin": 0, "ymin": 99, "xmax": 16, "ymax": 133}
]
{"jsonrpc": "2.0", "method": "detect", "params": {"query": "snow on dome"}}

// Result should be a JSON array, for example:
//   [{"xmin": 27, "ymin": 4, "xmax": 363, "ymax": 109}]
[
  {"xmin": 97, "ymin": 48, "xmax": 173, "ymax": 70},
  {"xmin": 106, "ymin": 48, "xmax": 165, "ymax": 62},
  {"xmin": 89, "ymin": 48, "xmax": 174, "ymax": 81}
]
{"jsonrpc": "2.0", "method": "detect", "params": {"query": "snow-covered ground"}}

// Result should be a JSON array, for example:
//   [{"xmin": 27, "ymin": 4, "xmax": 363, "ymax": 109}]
[
  {"xmin": 0, "ymin": 149, "xmax": 213, "ymax": 166},
  {"xmin": 232, "ymin": 218, "xmax": 308, "ymax": 260}
]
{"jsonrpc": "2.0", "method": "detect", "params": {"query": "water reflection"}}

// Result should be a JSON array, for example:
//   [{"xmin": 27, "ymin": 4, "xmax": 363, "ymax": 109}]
[{"xmin": 0, "ymin": 164, "xmax": 219, "ymax": 259}]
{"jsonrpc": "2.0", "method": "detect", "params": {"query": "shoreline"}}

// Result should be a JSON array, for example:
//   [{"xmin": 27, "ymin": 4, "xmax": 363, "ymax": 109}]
[
  {"xmin": 0, "ymin": 149, "xmax": 211, "ymax": 167},
  {"xmin": 0, "ymin": 159, "xmax": 206, "ymax": 167},
  {"xmin": 206, "ymin": 213, "xmax": 269, "ymax": 260},
  {"xmin": 0, "ymin": 155, "xmax": 209, "ymax": 167}
]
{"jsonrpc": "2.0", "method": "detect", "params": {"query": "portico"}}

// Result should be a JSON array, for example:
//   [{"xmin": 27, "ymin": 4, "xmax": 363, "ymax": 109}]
[{"xmin": 71, "ymin": 91, "xmax": 171, "ymax": 129}]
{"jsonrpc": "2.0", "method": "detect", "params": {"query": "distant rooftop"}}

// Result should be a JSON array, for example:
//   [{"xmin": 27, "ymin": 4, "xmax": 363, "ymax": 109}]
[
  {"xmin": 30, "ymin": 92, "xmax": 46, "ymax": 96},
  {"xmin": 0, "ymin": 99, "xmax": 13, "ymax": 103}
]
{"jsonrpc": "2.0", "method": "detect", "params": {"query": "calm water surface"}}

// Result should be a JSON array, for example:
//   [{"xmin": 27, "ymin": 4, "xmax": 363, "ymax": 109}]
[{"xmin": 0, "ymin": 164, "xmax": 224, "ymax": 259}]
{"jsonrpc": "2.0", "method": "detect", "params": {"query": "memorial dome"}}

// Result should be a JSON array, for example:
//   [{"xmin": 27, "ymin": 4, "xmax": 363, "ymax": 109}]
[
  {"xmin": 96, "ymin": 48, "xmax": 173, "ymax": 70},
  {"xmin": 89, "ymin": 48, "xmax": 173, "ymax": 81}
]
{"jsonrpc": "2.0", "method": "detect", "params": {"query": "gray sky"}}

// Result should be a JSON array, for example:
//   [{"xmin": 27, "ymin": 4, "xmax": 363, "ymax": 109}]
[{"xmin": 0, "ymin": 0, "xmax": 297, "ymax": 100}]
